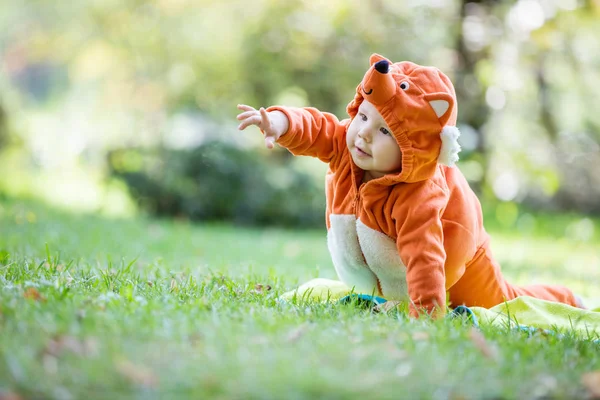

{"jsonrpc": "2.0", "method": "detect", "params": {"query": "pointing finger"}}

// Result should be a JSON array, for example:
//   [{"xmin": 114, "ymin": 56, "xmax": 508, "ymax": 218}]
[{"xmin": 237, "ymin": 104, "xmax": 256, "ymax": 112}]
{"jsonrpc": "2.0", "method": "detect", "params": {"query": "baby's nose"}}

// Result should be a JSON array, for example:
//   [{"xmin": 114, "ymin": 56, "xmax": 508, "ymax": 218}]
[{"xmin": 358, "ymin": 128, "xmax": 372, "ymax": 142}]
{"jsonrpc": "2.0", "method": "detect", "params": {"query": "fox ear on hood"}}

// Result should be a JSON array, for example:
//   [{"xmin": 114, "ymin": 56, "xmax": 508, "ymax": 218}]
[
  {"xmin": 369, "ymin": 53, "xmax": 389, "ymax": 66},
  {"xmin": 424, "ymin": 92, "xmax": 454, "ymax": 127}
]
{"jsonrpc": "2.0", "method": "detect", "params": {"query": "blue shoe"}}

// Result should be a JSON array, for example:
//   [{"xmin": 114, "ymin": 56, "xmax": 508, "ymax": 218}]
[
  {"xmin": 450, "ymin": 305, "xmax": 479, "ymax": 327},
  {"xmin": 339, "ymin": 293, "xmax": 388, "ymax": 308}
]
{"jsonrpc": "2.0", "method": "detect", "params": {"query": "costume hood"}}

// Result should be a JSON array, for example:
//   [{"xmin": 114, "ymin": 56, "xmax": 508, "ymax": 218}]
[{"xmin": 347, "ymin": 54, "xmax": 461, "ymax": 184}]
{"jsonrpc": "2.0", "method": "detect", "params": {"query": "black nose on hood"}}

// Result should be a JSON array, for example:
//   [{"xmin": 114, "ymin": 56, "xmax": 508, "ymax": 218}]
[{"xmin": 374, "ymin": 60, "xmax": 390, "ymax": 74}]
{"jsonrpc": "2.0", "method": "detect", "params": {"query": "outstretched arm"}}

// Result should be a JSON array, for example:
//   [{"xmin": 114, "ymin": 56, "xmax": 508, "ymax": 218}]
[{"xmin": 237, "ymin": 104, "xmax": 346, "ymax": 164}]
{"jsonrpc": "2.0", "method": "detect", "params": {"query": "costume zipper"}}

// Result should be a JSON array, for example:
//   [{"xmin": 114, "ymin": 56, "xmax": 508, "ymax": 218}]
[{"xmin": 354, "ymin": 184, "xmax": 363, "ymax": 214}]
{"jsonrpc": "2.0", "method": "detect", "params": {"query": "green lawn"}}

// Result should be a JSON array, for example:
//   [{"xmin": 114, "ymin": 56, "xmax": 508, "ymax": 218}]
[{"xmin": 1, "ymin": 198, "xmax": 599, "ymax": 399}]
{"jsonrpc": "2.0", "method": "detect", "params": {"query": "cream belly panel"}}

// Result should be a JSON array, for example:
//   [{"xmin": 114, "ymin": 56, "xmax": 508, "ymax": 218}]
[
  {"xmin": 356, "ymin": 219, "xmax": 409, "ymax": 301},
  {"xmin": 327, "ymin": 214, "xmax": 378, "ymax": 294}
]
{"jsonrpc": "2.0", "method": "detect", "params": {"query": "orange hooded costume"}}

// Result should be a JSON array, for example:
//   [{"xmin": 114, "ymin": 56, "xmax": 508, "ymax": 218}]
[{"xmin": 268, "ymin": 54, "xmax": 577, "ymax": 318}]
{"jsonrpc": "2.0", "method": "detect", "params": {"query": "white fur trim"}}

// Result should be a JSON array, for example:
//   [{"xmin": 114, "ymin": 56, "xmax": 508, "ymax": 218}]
[
  {"xmin": 356, "ymin": 220, "xmax": 409, "ymax": 301},
  {"xmin": 327, "ymin": 214, "xmax": 378, "ymax": 294},
  {"xmin": 429, "ymin": 100, "xmax": 450, "ymax": 118},
  {"xmin": 438, "ymin": 125, "xmax": 461, "ymax": 167}
]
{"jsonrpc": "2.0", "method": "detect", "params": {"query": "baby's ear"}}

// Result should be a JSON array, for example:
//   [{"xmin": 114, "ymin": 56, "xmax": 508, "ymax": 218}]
[{"xmin": 424, "ymin": 93, "xmax": 454, "ymax": 127}]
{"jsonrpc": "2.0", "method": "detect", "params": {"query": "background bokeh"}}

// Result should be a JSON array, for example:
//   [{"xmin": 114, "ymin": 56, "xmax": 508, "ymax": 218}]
[{"xmin": 1, "ymin": 0, "xmax": 599, "ymax": 230}]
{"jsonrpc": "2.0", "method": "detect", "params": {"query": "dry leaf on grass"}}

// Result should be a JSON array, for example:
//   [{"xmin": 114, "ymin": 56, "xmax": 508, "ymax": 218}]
[
  {"xmin": 44, "ymin": 335, "xmax": 99, "ymax": 358},
  {"xmin": 374, "ymin": 300, "xmax": 400, "ymax": 313},
  {"xmin": 0, "ymin": 392, "xmax": 23, "ymax": 400},
  {"xmin": 23, "ymin": 287, "xmax": 46, "ymax": 302},
  {"xmin": 253, "ymin": 284, "xmax": 272, "ymax": 293},
  {"xmin": 286, "ymin": 324, "xmax": 309, "ymax": 342},
  {"xmin": 468, "ymin": 328, "xmax": 498, "ymax": 360},
  {"xmin": 412, "ymin": 331, "xmax": 429, "ymax": 341},
  {"xmin": 582, "ymin": 371, "xmax": 600, "ymax": 399},
  {"xmin": 188, "ymin": 332, "xmax": 204, "ymax": 346},
  {"xmin": 115, "ymin": 359, "xmax": 158, "ymax": 388}
]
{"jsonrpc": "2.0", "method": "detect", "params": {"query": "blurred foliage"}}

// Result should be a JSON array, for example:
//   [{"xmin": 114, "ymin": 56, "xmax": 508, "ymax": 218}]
[
  {"xmin": 0, "ymin": 102, "xmax": 6, "ymax": 150},
  {"xmin": 108, "ymin": 142, "xmax": 325, "ymax": 227},
  {"xmin": 0, "ymin": 0, "xmax": 600, "ymax": 224}
]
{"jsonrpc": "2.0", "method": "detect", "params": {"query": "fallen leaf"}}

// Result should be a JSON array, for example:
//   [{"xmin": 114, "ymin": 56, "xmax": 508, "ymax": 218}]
[
  {"xmin": 374, "ymin": 300, "xmax": 400, "ymax": 313},
  {"xmin": 286, "ymin": 324, "xmax": 309, "ymax": 342},
  {"xmin": 0, "ymin": 392, "xmax": 23, "ymax": 400},
  {"xmin": 469, "ymin": 328, "xmax": 497, "ymax": 359},
  {"xmin": 23, "ymin": 287, "xmax": 46, "ymax": 302},
  {"xmin": 189, "ymin": 333, "xmax": 203, "ymax": 346},
  {"xmin": 411, "ymin": 331, "xmax": 429, "ymax": 341},
  {"xmin": 253, "ymin": 284, "xmax": 272, "ymax": 293},
  {"xmin": 44, "ymin": 335, "xmax": 99, "ymax": 358},
  {"xmin": 115, "ymin": 359, "xmax": 158, "ymax": 388},
  {"xmin": 582, "ymin": 371, "xmax": 600, "ymax": 399}
]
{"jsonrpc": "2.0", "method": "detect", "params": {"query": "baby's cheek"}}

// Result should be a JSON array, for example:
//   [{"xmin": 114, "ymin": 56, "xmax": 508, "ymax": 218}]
[
  {"xmin": 345, "ymin": 130, "xmax": 356, "ymax": 149},
  {"xmin": 384, "ymin": 145, "xmax": 403, "ymax": 171}
]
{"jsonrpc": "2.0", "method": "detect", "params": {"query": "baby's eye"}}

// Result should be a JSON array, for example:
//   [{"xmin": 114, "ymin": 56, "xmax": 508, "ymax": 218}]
[
  {"xmin": 380, "ymin": 128, "xmax": 391, "ymax": 135},
  {"xmin": 359, "ymin": 113, "xmax": 367, "ymax": 121}
]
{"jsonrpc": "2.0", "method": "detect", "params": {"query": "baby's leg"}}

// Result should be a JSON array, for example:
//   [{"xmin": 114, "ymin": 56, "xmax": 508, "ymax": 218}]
[{"xmin": 448, "ymin": 242, "xmax": 579, "ymax": 309}]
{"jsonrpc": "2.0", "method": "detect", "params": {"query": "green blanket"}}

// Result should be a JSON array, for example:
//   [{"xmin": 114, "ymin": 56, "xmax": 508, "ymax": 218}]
[{"xmin": 281, "ymin": 278, "xmax": 600, "ymax": 338}]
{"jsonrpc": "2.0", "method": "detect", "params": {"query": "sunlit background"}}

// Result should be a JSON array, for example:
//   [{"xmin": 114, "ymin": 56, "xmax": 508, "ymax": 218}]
[{"xmin": 1, "ymin": 0, "xmax": 599, "ymax": 233}]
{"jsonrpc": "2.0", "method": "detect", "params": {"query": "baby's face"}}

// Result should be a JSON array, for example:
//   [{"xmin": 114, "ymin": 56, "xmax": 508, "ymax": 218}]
[{"xmin": 346, "ymin": 100, "xmax": 402, "ymax": 179}]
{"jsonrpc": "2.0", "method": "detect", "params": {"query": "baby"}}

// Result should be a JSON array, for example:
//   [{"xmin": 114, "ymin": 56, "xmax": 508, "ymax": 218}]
[{"xmin": 237, "ymin": 54, "xmax": 582, "ymax": 318}]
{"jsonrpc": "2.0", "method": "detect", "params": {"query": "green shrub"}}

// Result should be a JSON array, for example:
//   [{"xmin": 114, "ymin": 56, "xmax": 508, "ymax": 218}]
[{"xmin": 108, "ymin": 141, "xmax": 325, "ymax": 228}]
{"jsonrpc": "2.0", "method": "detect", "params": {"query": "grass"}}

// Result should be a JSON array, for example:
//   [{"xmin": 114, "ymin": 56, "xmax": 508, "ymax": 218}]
[{"xmin": 1, "ymin": 198, "xmax": 599, "ymax": 399}]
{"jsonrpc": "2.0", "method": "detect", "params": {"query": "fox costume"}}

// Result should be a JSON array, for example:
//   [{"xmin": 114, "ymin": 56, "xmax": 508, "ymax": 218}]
[{"xmin": 267, "ymin": 54, "xmax": 578, "ymax": 318}]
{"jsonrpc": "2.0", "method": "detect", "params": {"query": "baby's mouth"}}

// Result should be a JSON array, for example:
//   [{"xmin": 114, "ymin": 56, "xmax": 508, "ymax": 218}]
[{"xmin": 355, "ymin": 145, "xmax": 372, "ymax": 157}]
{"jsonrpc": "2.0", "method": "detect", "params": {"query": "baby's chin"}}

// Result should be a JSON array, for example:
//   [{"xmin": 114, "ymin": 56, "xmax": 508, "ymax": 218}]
[{"xmin": 349, "ymin": 151, "xmax": 369, "ymax": 169}]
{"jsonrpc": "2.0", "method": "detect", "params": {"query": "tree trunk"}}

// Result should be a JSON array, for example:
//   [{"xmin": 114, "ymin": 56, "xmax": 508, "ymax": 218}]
[{"xmin": 454, "ymin": 0, "xmax": 493, "ymax": 194}]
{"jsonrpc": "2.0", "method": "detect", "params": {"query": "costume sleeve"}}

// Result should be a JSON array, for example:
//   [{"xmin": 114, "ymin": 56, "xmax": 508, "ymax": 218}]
[
  {"xmin": 393, "ymin": 182, "xmax": 448, "ymax": 319},
  {"xmin": 267, "ymin": 106, "xmax": 347, "ymax": 165}
]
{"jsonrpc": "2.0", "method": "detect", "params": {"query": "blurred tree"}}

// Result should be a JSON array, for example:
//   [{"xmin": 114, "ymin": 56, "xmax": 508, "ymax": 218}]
[
  {"xmin": 108, "ymin": 141, "xmax": 325, "ymax": 227},
  {"xmin": 0, "ymin": 102, "xmax": 6, "ymax": 149},
  {"xmin": 483, "ymin": 0, "xmax": 600, "ymax": 213},
  {"xmin": 453, "ymin": 0, "xmax": 496, "ymax": 193}
]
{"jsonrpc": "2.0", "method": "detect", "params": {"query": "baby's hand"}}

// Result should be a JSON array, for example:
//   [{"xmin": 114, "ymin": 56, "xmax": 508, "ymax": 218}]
[{"xmin": 236, "ymin": 104, "xmax": 289, "ymax": 149}]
